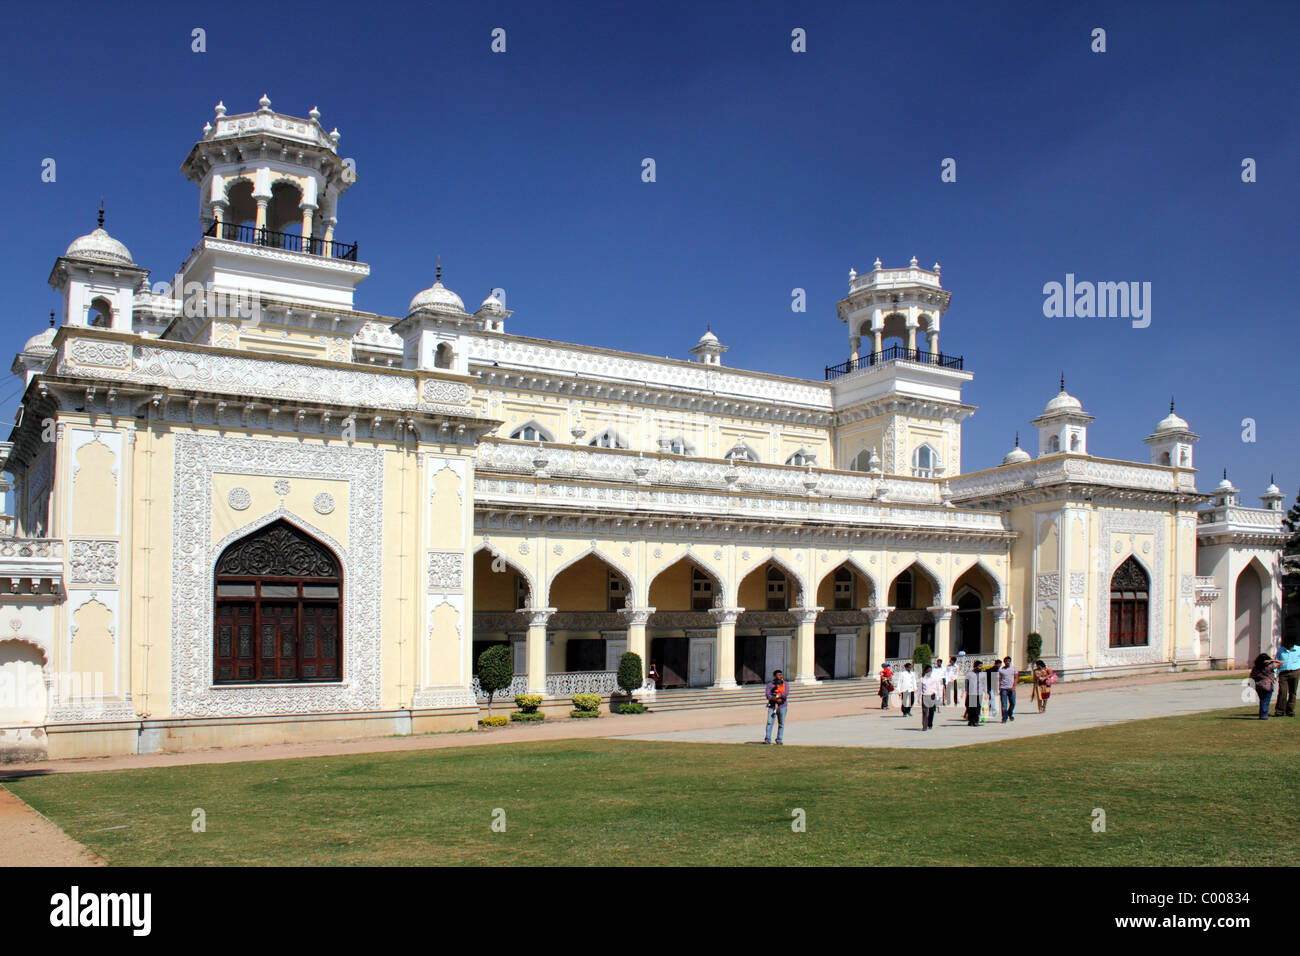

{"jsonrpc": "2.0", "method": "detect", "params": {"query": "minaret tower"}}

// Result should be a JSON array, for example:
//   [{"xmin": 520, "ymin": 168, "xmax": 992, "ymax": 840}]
[{"xmin": 177, "ymin": 96, "xmax": 369, "ymax": 325}]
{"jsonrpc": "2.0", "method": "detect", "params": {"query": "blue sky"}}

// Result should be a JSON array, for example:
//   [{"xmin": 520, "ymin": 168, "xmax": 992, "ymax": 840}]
[{"xmin": 0, "ymin": 0, "xmax": 1294, "ymax": 500}]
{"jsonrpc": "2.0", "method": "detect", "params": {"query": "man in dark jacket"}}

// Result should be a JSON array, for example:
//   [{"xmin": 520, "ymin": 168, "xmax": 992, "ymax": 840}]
[
  {"xmin": 965, "ymin": 661, "xmax": 984, "ymax": 726},
  {"xmin": 764, "ymin": 670, "xmax": 789, "ymax": 744}
]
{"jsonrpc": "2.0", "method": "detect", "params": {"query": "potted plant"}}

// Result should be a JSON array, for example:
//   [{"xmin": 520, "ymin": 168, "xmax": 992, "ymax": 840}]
[{"xmin": 616, "ymin": 651, "xmax": 647, "ymax": 714}]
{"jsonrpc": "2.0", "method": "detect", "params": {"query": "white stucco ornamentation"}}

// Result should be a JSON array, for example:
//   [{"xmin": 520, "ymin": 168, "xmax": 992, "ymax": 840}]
[
  {"xmin": 228, "ymin": 487, "xmax": 251, "ymax": 510},
  {"xmin": 1095, "ymin": 512, "xmax": 1166, "ymax": 667},
  {"xmin": 313, "ymin": 492, "xmax": 335, "ymax": 514},
  {"xmin": 427, "ymin": 551, "xmax": 464, "ymax": 590},
  {"xmin": 68, "ymin": 540, "xmax": 120, "ymax": 585},
  {"xmin": 170, "ymin": 433, "xmax": 384, "ymax": 718}
]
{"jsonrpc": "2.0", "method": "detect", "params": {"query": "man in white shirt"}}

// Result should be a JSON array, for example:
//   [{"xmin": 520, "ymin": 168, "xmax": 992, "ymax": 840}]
[
  {"xmin": 933, "ymin": 657, "xmax": 945, "ymax": 707},
  {"xmin": 964, "ymin": 661, "xmax": 985, "ymax": 726},
  {"xmin": 897, "ymin": 663, "xmax": 918, "ymax": 716},
  {"xmin": 919, "ymin": 665, "xmax": 943, "ymax": 730},
  {"xmin": 946, "ymin": 657, "xmax": 960, "ymax": 705}
]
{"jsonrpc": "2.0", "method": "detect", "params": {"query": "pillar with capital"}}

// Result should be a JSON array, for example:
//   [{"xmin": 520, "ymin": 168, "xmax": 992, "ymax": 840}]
[
  {"xmin": 616, "ymin": 605, "xmax": 655, "ymax": 667},
  {"xmin": 525, "ymin": 608, "xmax": 556, "ymax": 696},
  {"xmin": 991, "ymin": 605, "xmax": 1012, "ymax": 660},
  {"xmin": 928, "ymin": 605, "xmax": 957, "ymax": 661},
  {"xmin": 792, "ymin": 607, "xmax": 823, "ymax": 684},
  {"xmin": 709, "ymin": 607, "xmax": 743, "ymax": 688},
  {"xmin": 866, "ymin": 606, "xmax": 892, "ymax": 676}
]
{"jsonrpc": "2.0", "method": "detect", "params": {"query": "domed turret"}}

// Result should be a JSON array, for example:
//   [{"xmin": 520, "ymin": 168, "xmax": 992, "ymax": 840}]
[
  {"xmin": 1001, "ymin": 433, "xmax": 1031, "ymax": 466},
  {"xmin": 1143, "ymin": 398, "xmax": 1198, "ymax": 468},
  {"xmin": 1261, "ymin": 475, "xmax": 1285, "ymax": 511},
  {"xmin": 408, "ymin": 263, "xmax": 466, "ymax": 317},
  {"xmin": 689, "ymin": 326, "xmax": 727, "ymax": 365},
  {"xmin": 1029, "ymin": 374, "xmax": 1093, "ymax": 457},
  {"xmin": 63, "ymin": 204, "xmax": 135, "ymax": 267}
]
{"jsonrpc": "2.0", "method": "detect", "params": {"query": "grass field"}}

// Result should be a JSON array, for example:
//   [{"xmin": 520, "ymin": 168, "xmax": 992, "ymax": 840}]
[{"xmin": 5, "ymin": 706, "xmax": 1294, "ymax": 866}]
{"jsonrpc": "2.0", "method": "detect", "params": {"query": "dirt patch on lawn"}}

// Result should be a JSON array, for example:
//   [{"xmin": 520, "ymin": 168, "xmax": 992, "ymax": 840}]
[{"xmin": 0, "ymin": 786, "xmax": 102, "ymax": 867}]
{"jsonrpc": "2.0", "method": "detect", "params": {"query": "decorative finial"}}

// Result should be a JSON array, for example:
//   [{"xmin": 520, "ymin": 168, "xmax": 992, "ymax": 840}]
[
  {"xmin": 873, "ymin": 257, "xmax": 882, "ymax": 270},
  {"xmin": 934, "ymin": 262, "xmax": 941, "ymax": 273},
  {"xmin": 1170, "ymin": 396, "xmax": 1175, "ymax": 413},
  {"xmin": 909, "ymin": 255, "xmax": 918, "ymax": 267},
  {"xmin": 214, "ymin": 101, "xmax": 226, "ymax": 117},
  {"xmin": 1014, "ymin": 431, "xmax": 1020, "ymax": 448},
  {"xmin": 1060, "ymin": 373, "xmax": 1065, "ymax": 392},
  {"xmin": 258, "ymin": 93, "xmax": 272, "ymax": 110},
  {"xmin": 97, "ymin": 199, "xmax": 104, "ymax": 229},
  {"xmin": 849, "ymin": 267, "xmax": 857, "ymax": 281},
  {"xmin": 49, "ymin": 310, "xmax": 55, "ymax": 328},
  {"xmin": 309, "ymin": 105, "xmax": 321, "ymax": 121},
  {"xmin": 435, "ymin": 257, "xmax": 442, "ymax": 283},
  {"xmin": 1223, "ymin": 467, "xmax": 1228, "ymax": 480}
]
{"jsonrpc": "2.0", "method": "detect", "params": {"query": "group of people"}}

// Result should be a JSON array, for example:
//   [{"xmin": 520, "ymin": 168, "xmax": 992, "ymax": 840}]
[
  {"xmin": 761, "ymin": 656, "xmax": 1062, "ymax": 743},
  {"xmin": 1248, "ymin": 637, "xmax": 1300, "ymax": 720},
  {"xmin": 878, "ymin": 656, "xmax": 1059, "ymax": 730}
]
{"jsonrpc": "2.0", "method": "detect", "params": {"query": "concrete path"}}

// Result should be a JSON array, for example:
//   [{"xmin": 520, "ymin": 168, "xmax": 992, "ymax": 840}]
[{"xmin": 623, "ymin": 676, "xmax": 1259, "ymax": 748}]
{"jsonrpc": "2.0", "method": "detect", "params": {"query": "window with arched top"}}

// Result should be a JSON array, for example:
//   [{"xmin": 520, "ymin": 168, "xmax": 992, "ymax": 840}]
[
  {"xmin": 1160, "ymin": 451, "xmax": 1171, "ymax": 466},
  {"xmin": 589, "ymin": 429, "xmax": 628, "ymax": 450},
  {"xmin": 1069, "ymin": 433, "xmax": 1080, "ymax": 452},
  {"xmin": 786, "ymin": 450, "xmax": 813, "ymax": 467},
  {"xmin": 691, "ymin": 568, "xmax": 714, "ymax": 611},
  {"xmin": 1179, "ymin": 448, "xmax": 1190, "ymax": 466},
  {"xmin": 510, "ymin": 422, "xmax": 553, "ymax": 443},
  {"xmin": 848, "ymin": 449, "xmax": 874, "ymax": 472},
  {"xmin": 213, "ymin": 520, "xmax": 342, "ymax": 684},
  {"xmin": 766, "ymin": 565, "xmax": 789, "ymax": 610},
  {"xmin": 88, "ymin": 297, "xmax": 113, "ymax": 329},
  {"xmin": 833, "ymin": 567, "xmax": 855, "ymax": 610},
  {"xmin": 912, "ymin": 444, "xmax": 938, "ymax": 478},
  {"xmin": 1108, "ymin": 556, "xmax": 1149, "ymax": 648},
  {"xmin": 659, "ymin": 435, "xmax": 695, "ymax": 456},
  {"xmin": 726, "ymin": 443, "xmax": 758, "ymax": 463},
  {"xmin": 434, "ymin": 343, "xmax": 455, "ymax": 369},
  {"xmin": 1048, "ymin": 435, "xmax": 1061, "ymax": 453}
]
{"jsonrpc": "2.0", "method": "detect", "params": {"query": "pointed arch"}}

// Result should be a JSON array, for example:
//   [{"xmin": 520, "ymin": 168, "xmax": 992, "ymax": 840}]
[
  {"xmin": 949, "ymin": 558, "xmax": 1003, "ymax": 606},
  {"xmin": 546, "ymin": 544, "xmax": 639, "ymax": 609},
  {"xmin": 509, "ymin": 420, "xmax": 554, "ymax": 443},
  {"xmin": 817, "ymin": 556, "xmax": 880, "ymax": 607},
  {"xmin": 889, "ymin": 559, "xmax": 943, "ymax": 611},
  {"xmin": 588, "ymin": 428, "xmax": 629, "ymax": 450},
  {"xmin": 648, "ymin": 553, "xmax": 724, "ymax": 612},
  {"xmin": 473, "ymin": 543, "xmax": 537, "ymax": 610},
  {"xmin": 725, "ymin": 440, "xmax": 760, "ymax": 463},
  {"xmin": 735, "ymin": 552, "xmax": 808, "ymax": 609}
]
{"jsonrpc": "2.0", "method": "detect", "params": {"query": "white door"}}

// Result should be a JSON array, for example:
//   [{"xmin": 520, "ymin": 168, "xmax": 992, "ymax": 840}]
[
  {"xmin": 765, "ymin": 635, "xmax": 791, "ymax": 682},
  {"xmin": 898, "ymin": 630, "xmax": 917, "ymax": 661},
  {"xmin": 834, "ymin": 634, "xmax": 853, "ymax": 678},
  {"xmin": 605, "ymin": 638, "xmax": 627, "ymax": 671},
  {"xmin": 688, "ymin": 638, "xmax": 714, "ymax": 687}
]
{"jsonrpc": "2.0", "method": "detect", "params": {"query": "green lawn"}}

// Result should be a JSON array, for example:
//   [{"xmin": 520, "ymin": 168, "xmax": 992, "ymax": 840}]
[{"xmin": 5, "ymin": 707, "xmax": 1294, "ymax": 866}]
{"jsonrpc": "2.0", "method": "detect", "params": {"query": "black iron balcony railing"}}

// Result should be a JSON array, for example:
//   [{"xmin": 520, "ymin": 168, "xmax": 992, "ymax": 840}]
[
  {"xmin": 825, "ymin": 346, "xmax": 964, "ymax": 380},
  {"xmin": 204, "ymin": 221, "xmax": 359, "ymax": 261}
]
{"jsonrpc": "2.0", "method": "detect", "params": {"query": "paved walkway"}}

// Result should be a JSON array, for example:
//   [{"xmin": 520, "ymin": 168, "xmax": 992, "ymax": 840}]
[
  {"xmin": 0, "ymin": 672, "xmax": 1248, "ymax": 778},
  {"xmin": 624, "ymin": 676, "xmax": 1256, "ymax": 748}
]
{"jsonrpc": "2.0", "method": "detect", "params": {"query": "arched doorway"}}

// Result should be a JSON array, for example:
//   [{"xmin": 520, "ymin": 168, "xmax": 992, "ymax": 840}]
[
  {"xmin": 1108, "ymin": 556, "xmax": 1150, "ymax": 649},
  {"xmin": 213, "ymin": 519, "xmax": 342, "ymax": 683},
  {"xmin": 547, "ymin": 553, "xmax": 633, "ymax": 677},
  {"xmin": 648, "ymin": 556, "xmax": 723, "ymax": 688},
  {"xmin": 1234, "ymin": 561, "xmax": 1266, "ymax": 667},
  {"xmin": 955, "ymin": 592, "xmax": 982, "ymax": 654}
]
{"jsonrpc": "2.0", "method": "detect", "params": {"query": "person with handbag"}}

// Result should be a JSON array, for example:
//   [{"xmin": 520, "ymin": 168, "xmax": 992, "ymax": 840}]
[
  {"xmin": 1251, "ymin": 653, "xmax": 1282, "ymax": 720},
  {"xmin": 1032, "ymin": 659, "xmax": 1056, "ymax": 713},
  {"xmin": 1273, "ymin": 638, "xmax": 1300, "ymax": 717},
  {"xmin": 878, "ymin": 664, "xmax": 895, "ymax": 710}
]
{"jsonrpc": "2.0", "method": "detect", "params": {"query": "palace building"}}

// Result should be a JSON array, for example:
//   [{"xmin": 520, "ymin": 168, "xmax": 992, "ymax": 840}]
[{"xmin": 0, "ymin": 100, "xmax": 1287, "ymax": 759}]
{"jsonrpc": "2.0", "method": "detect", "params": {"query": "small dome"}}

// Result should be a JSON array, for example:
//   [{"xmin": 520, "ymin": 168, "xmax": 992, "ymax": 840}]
[
  {"xmin": 64, "ymin": 226, "xmax": 134, "ymax": 267},
  {"xmin": 1216, "ymin": 476, "xmax": 1236, "ymax": 494},
  {"xmin": 408, "ymin": 274, "xmax": 465, "ymax": 317},
  {"xmin": 1264, "ymin": 480, "xmax": 1282, "ymax": 497},
  {"xmin": 1002, "ymin": 446, "xmax": 1032, "ymax": 465},
  {"xmin": 697, "ymin": 328, "xmax": 720, "ymax": 346},
  {"xmin": 22, "ymin": 327, "xmax": 56, "ymax": 355},
  {"xmin": 1044, "ymin": 389, "xmax": 1082, "ymax": 414},
  {"xmin": 1154, "ymin": 411, "xmax": 1189, "ymax": 433},
  {"xmin": 477, "ymin": 292, "xmax": 506, "ymax": 316}
]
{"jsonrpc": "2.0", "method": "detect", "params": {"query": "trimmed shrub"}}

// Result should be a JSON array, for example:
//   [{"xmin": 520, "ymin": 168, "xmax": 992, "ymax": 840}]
[
  {"xmin": 1026, "ymin": 632, "xmax": 1043, "ymax": 662},
  {"xmin": 514, "ymin": 694, "xmax": 543, "ymax": 714},
  {"xmin": 476, "ymin": 644, "xmax": 514, "ymax": 717},
  {"xmin": 912, "ymin": 642, "xmax": 933, "ymax": 672},
  {"xmin": 572, "ymin": 693, "xmax": 602, "ymax": 713},
  {"xmin": 508, "ymin": 711, "xmax": 545, "ymax": 722},
  {"xmin": 617, "ymin": 652, "xmax": 643, "ymax": 698},
  {"xmin": 481, "ymin": 715, "xmax": 508, "ymax": 727},
  {"xmin": 617, "ymin": 701, "xmax": 647, "ymax": 715},
  {"xmin": 569, "ymin": 710, "xmax": 600, "ymax": 719}
]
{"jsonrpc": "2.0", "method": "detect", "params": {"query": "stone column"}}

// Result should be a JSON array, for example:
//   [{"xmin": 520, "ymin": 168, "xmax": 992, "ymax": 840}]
[
  {"xmin": 525, "ymin": 608, "xmax": 556, "ymax": 697},
  {"xmin": 323, "ymin": 215, "xmax": 337, "ymax": 243},
  {"xmin": 930, "ymin": 329, "xmax": 940, "ymax": 357},
  {"xmin": 866, "ymin": 606, "xmax": 892, "ymax": 676},
  {"xmin": 929, "ymin": 604, "xmax": 957, "ymax": 660},
  {"xmin": 301, "ymin": 202, "xmax": 317, "ymax": 248},
  {"xmin": 849, "ymin": 335, "xmax": 861, "ymax": 364},
  {"xmin": 792, "ymin": 606, "xmax": 823, "ymax": 685},
  {"xmin": 991, "ymin": 605, "xmax": 1012, "ymax": 660},
  {"xmin": 708, "ymin": 607, "xmax": 743, "ymax": 689},
  {"xmin": 616, "ymin": 606, "xmax": 654, "ymax": 667},
  {"xmin": 906, "ymin": 316, "xmax": 918, "ymax": 351},
  {"xmin": 211, "ymin": 200, "xmax": 228, "ymax": 236},
  {"xmin": 254, "ymin": 197, "xmax": 269, "ymax": 232}
]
